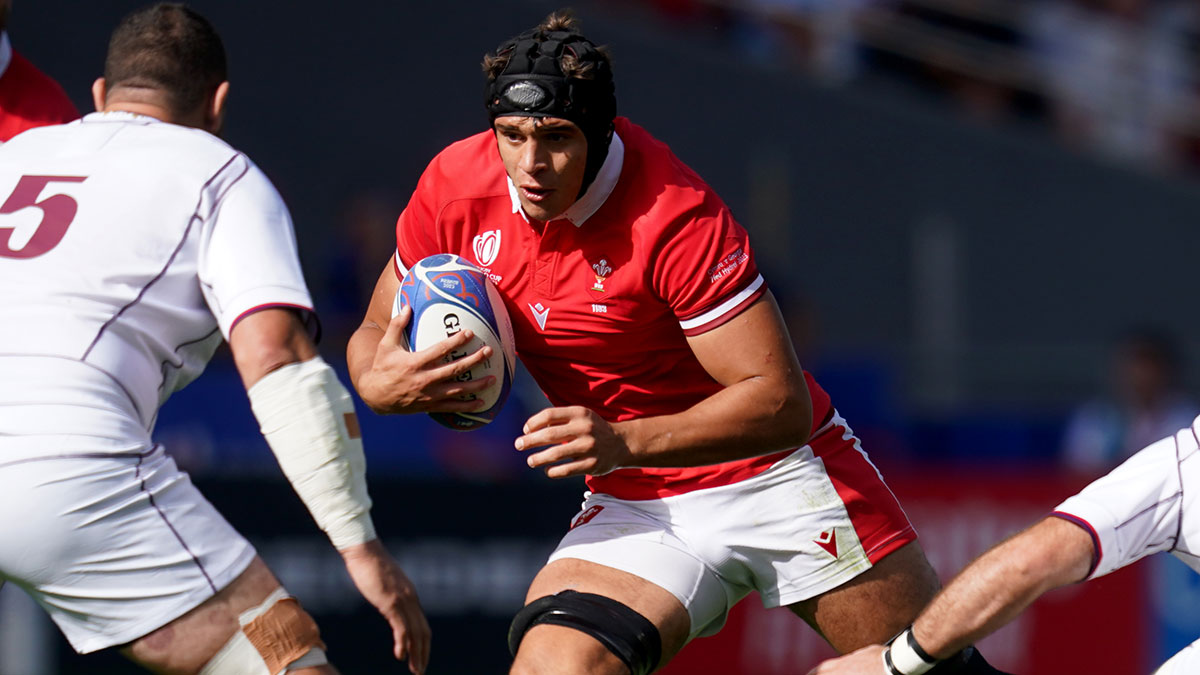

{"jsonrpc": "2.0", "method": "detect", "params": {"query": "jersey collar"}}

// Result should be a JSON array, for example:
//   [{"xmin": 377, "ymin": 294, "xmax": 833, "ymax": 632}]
[
  {"xmin": 81, "ymin": 111, "xmax": 165, "ymax": 124},
  {"xmin": 0, "ymin": 33, "xmax": 12, "ymax": 81},
  {"xmin": 506, "ymin": 130, "xmax": 625, "ymax": 228}
]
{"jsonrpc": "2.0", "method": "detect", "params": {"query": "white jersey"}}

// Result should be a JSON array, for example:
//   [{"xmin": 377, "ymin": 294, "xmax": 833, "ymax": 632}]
[
  {"xmin": 1053, "ymin": 414, "xmax": 1200, "ymax": 579},
  {"xmin": 1053, "ymin": 416, "xmax": 1200, "ymax": 673},
  {"xmin": 0, "ymin": 111, "xmax": 314, "ymax": 460}
]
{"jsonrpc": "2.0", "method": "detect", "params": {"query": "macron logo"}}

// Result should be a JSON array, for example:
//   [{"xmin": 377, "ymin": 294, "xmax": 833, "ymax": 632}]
[
  {"xmin": 528, "ymin": 302, "xmax": 550, "ymax": 330},
  {"xmin": 815, "ymin": 529, "xmax": 839, "ymax": 558}
]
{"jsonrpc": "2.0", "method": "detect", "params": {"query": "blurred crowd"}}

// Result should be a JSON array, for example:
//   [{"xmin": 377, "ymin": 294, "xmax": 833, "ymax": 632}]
[{"xmin": 627, "ymin": 0, "xmax": 1200, "ymax": 176}]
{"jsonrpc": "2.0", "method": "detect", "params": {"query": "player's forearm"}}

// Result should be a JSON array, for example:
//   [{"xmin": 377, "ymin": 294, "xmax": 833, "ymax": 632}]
[
  {"xmin": 347, "ymin": 322, "xmax": 388, "ymax": 410},
  {"xmin": 248, "ymin": 356, "xmax": 377, "ymax": 549},
  {"xmin": 911, "ymin": 517, "xmax": 1093, "ymax": 659},
  {"xmin": 617, "ymin": 373, "xmax": 812, "ymax": 468},
  {"xmin": 911, "ymin": 548, "xmax": 1048, "ymax": 659}
]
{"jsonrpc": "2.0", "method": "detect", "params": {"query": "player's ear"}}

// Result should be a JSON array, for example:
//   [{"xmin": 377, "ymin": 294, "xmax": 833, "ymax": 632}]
[
  {"xmin": 206, "ymin": 81, "xmax": 230, "ymax": 134},
  {"xmin": 91, "ymin": 78, "xmax": 107, "ymax": 113}
]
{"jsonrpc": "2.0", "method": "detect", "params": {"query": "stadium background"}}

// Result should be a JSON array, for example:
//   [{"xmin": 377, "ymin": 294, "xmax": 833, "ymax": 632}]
[{"xmin": 5, "ymin": 0, "xmax": 1200, "ymax": 672}]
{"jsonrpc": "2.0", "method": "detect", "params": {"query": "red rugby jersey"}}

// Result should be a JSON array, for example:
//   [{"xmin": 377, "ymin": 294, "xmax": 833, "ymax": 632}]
[
  {"xmin": 0, "ymin": 41, "xmax": 79, "ymax": 142},
  {"xmin": 395, "ymin": 117, "xmax": 832, "ymax": 499}
]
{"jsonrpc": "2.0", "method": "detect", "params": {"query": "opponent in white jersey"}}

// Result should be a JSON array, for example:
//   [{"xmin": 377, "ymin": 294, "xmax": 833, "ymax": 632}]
[
  {"xmin": 809, "ymin": 416, "xmax": 1200, "ymax": 675},
  {"xmin": 0, "ymin": 5, "xmax": 429, "ymax": 674}
]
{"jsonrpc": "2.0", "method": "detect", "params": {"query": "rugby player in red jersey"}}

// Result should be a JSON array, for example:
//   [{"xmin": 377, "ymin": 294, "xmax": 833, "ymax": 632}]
[
  {"xmin": 0, "ymin": 0, "xmax": 79, "ymax": 142},
  {"xmin": 348, "ymin": 11, "xmax": 1003, "ymax": 675}
]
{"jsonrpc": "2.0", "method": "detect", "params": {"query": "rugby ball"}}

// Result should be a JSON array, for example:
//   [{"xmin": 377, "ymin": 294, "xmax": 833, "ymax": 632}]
[{"xmin": 392, "ymin": 254, "xmax": 517, "ymax": 430}]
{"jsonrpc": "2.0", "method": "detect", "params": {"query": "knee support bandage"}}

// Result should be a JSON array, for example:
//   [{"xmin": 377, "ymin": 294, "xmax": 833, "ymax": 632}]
[{"xmin": 199, "ymin": 588, "xmax": 327, "ymax": 675}]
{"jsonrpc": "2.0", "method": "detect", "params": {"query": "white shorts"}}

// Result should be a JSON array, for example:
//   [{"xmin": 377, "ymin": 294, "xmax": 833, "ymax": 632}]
[
  {"xmin": 0, "ymin": 446, "xmax": 256, "ymax": 653},
  {"xmin": 549, "ymin": 417, "xmax": 916, "ymax": 640}
]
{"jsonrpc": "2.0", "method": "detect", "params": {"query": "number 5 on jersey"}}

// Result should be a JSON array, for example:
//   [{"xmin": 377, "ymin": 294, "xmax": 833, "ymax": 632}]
[{"xmin": 0, "ymin": 175, "xmax": 87, "ymax": 258}]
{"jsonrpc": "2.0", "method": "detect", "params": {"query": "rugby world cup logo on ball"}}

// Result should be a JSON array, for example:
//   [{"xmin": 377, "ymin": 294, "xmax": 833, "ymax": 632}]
[{"xmin": 393, "ymin": 254, "xmax": 517, "ymax": 430}]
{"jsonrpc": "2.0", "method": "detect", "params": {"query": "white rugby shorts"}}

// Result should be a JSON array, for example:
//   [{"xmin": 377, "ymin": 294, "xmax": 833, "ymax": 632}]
[
  {"xmin": 0, "ymin": 446, "xmax": 255, "ymax": 653},
  {"xmin": 548, "ymin": 414, "xmax": 916, "ymax": 640}
]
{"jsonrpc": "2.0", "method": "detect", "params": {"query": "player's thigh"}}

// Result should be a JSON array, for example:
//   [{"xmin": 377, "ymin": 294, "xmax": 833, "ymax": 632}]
[
  {"xmin": 120, "ymin": 556, "xmax": 334, "ymax": 674},
  {"xmin": 787, "ymin": 540, "xmax": 940, "ymax": 654},
  {"xmin": 120, "ymin": 556, "xmax": 272, "ymax": 671},
  {"xmin": 535, "ymin": 494, "xmax": 741, "ymax": 645},
  {"xmin": 0, "ymin": 450, "xmax": 257, "ymax": 655},
  {"xmin": 513, "ymin": 557, "xmax": 691, "ymax": 675}
]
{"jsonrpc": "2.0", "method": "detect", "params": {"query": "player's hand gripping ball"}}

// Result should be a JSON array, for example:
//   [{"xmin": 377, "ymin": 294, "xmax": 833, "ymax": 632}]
[{"xmin": 393, "ymin": 254, "xmax": 517, "ymax": 430}]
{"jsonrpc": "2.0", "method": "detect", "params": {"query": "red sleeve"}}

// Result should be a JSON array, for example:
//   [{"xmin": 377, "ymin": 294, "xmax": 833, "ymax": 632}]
[
  {"xmin": 651, "ymin": 191, "xmax": 765, "ymax": 336},
  {"xmin": 394, "ymin": 155, "xmax": 446, "ymax": 278},
  {"xmin": 0, "ymin": 52, "xmax": 79, "ymax": 142}
]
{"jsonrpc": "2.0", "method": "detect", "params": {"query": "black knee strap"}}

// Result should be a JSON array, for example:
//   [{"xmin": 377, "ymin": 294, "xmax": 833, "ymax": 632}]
[{"xmin": 508, "ymin": 590, "xmax": 663, "ymax": 675}]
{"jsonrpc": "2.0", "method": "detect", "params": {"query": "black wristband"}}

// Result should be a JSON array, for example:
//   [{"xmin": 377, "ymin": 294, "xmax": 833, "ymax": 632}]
[
  {"xmin": 884, "ymin": 627, "xmax": 938, "ymax": 675},
  {"xmin": 907, "ymin": 627, "xmax": 937, "ymax": 664}
]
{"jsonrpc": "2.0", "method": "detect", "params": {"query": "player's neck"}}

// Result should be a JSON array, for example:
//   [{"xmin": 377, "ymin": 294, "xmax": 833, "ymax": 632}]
[
  {"xmin": 102, "ymin": 101, "xmax": 174, "ymax": 124},
  {"xmin": 102, "ymin": 99, "xmax": 213, "ymax": 131}
]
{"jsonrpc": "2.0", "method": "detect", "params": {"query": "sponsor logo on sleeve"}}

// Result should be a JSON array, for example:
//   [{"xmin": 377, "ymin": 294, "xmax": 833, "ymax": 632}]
[{"xmin": 707, "ymin": 247, "xmax": 749, "ymax": 284}]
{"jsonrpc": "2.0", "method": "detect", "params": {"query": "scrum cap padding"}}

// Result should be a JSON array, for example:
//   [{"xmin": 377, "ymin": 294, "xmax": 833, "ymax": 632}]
[
  {"xmin": 486, "ymin": 29, "xmax": 615, "ymax": 128},
  {"xmin": 485, "ymin": 28, "xmax": 617, "ymax": 195}
]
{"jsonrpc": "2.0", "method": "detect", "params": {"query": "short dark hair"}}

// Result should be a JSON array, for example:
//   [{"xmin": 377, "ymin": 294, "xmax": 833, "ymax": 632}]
[{"xmin": 104, "ymin": 3, "xmax": 226, "ymax": 114}]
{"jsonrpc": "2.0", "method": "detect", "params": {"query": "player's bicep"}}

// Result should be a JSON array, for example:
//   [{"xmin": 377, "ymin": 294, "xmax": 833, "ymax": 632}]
[{"xmin": 686, "ymin": 291, "xmax": 806, "ymax": 392}]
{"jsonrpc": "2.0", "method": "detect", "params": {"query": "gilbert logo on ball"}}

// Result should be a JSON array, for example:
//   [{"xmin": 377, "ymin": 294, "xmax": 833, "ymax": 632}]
[{"xmin": 393, "ymin": 254, "xmax": 517, "ymax": 430}]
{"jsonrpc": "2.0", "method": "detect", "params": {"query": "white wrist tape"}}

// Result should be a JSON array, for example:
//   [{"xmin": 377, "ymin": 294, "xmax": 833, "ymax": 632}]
[
  {"xmin": 248, "ymin": 357, "xmax": 376, "ymax": 549},
  {"xmin": 884, "ymin": 627, "xmax": 937, "ymax": 675}
]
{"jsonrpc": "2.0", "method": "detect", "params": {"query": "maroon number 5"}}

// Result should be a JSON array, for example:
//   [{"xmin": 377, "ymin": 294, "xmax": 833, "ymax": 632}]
[{"xmin": 0, "ymin": 175, "xmax": 88, "ymax": 258}]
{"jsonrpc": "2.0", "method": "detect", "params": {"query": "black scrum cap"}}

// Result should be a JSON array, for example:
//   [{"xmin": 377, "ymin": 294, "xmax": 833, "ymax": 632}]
[{"xmin": 485, "ymin": 28, "xmax": 616, "ymax": 195}]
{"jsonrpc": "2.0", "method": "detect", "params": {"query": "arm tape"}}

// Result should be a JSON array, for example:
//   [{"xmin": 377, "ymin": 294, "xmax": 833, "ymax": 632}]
[
  {"xmin": 248, "ymin": 356, "xmax": 376, "ymax": 549},
  {"xmin": 883, "ymin": 627, "xmax": 938, "ymax": 675}
]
